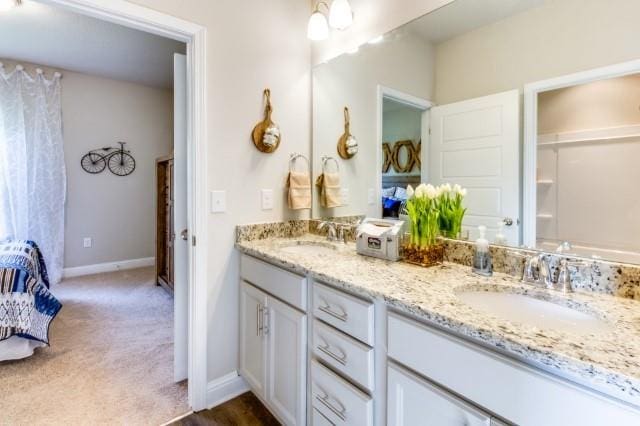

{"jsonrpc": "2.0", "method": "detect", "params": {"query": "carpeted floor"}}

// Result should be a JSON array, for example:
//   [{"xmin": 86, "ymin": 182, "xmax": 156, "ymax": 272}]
[{"xmin": 0, "ymin": 266, "xmax": 189, "ymax": 425}]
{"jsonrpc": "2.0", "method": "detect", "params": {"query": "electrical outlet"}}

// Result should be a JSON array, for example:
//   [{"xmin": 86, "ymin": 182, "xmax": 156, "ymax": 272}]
[
  {"xmin": 368, "ymin": 188, "xmax": 375, "ymax": 205},
  {"xmin": 83, "ymin": 237, "xmax": 92, "ymax": 248},
  {"xmin": 261, "ymin": 189, "xmax": 274, "ymax": 210},
  {"xmin": 340, "ymin": 188, "xmax": 349, "ymax": 206},
  {"xmin": 210, "ymin": 190, "xmax": 226, "ymax": 213}
]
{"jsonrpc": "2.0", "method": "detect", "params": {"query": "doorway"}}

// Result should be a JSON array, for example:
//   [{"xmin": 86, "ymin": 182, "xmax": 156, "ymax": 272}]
[{"xmin": 41, "ymin": 0, "xmax": 208, "ymax": 411}]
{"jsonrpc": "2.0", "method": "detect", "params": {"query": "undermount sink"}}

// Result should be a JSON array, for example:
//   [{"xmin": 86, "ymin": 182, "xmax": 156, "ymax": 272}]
[
  {"xmin": 456, "ymin": 289, "xmax": 612, "ymax": 336},
  {"xmin": 278, "ymin": 241, "xmax": 338, "ymax": 255}
]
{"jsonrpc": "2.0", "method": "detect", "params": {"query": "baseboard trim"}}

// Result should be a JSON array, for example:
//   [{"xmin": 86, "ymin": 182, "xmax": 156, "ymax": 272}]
[
  {"xmin": 206, "ymin": 371, "xmax": 249, "ymax": 409},
  {"xmin": 62, "ymin": 257, "xmax": 156, "ymax": 278}
]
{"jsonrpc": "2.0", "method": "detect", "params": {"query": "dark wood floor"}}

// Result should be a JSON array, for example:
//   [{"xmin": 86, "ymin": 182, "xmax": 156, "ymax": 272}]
[{"xmin": 171, "ymin": 392, "xmax": 280, "ymax": 426}]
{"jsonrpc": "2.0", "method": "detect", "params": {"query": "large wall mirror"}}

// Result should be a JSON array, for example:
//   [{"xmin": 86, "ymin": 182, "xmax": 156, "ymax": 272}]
[{"xmin": 311, "ymin": 0, "xmax": 640, "ymax": 265}]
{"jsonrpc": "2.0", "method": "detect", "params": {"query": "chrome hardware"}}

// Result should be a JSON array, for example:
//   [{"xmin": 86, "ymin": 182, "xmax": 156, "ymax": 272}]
[
  {"xmin": 521, "ymin": 253, "xmax": 552, "ymax": 289},
  {"xmin": 318, "ymin": 301, "xmax": 348, "ymax": 322},
  {"xmin": 262, "ymin": 307, "xmax": 270, "ymax": 336},
  {"xmin": 180, "ymin": 229, "xmax": 188, "ymax": 241},
  {"xmin": 256, "ymin": 304, "xmax": 262, "ymax": 336},
  {"xmin": 315, "ymin": 392, "xmax": 346, "ymax": 421},
  {"xmin": 318, "ymin": 221, "xmax": 338, "ymax": 242},
  {"xmin": 503, "ymin": 217, "xmax": 514, "ymax": 226},
  {"xmin": 317, "ymin": 342, "xmax": 347, "ymax": 366},
  {"xmin": 555, "ymin": 241, "xmax": 572, "ymax": 254}
]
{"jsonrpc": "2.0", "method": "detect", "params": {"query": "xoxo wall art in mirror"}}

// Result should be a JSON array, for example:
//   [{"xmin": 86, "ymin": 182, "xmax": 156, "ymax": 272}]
[{"xmin": 311, "ymin": 0, "xmax": 640, "ymax": 265}]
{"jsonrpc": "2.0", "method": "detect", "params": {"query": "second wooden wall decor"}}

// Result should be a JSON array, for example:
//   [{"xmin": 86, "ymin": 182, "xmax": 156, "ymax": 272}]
[
  {"xmin": 252, "ymin": 88, "xmax": 281, "ymax": 153},
  {"xmin": 382, "ymin": 140, "xmax": 421, "ymax": 173}
]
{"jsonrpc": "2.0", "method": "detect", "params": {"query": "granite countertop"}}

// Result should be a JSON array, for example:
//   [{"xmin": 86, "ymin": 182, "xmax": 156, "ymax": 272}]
[{"xmin": 236, "ymin": 234, "xmax": 640, "ymax": 407}]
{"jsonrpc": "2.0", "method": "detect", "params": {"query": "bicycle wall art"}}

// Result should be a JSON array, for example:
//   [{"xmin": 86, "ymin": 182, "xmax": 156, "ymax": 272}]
[{"xmin": 81, "ymin": 142, "xmax": 136, "ymax": 176}]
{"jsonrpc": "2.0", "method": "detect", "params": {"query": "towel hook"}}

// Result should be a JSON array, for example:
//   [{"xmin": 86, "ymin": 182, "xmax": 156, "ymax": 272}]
[
  {"xmin": 289, "ymin": 152, "xmax": 310, "ymax": 173},
  {"xmin": 321, "ymin": 155, "xmax": 339, "ymax": 173}
]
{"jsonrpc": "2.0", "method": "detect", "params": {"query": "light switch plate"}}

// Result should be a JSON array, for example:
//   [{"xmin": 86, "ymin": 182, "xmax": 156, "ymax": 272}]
[
  {"xmin": 368, "ymin": 188, "xmax": 375, "ymax": 205},
  {"xmin": 261, "ymin": 189, "xmax": 274, "ymax": 210},
  {"xmin": 83, "ymin": 237, "xmax": 92, "ymax": 248},
  {"xmin": 210, "ymin": 190, "xmax": 226, "ymax": 213},
  {"xmin": 340, "ymin": 188, "xmax": 349, "ymax": 206}
]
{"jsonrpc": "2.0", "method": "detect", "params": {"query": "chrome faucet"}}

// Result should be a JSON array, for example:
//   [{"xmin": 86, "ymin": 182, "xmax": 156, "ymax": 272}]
[
  {"xmin": 522, "ymin": 253, "xmax": 552, "ymax": 289},
  {"xmin": 317, "ymin": 221, "xmax": 337, "ymax": 242},
  {"xmin": 337, "ymin": 224, "xmax": 351, "ymax": 244},
  {"xmin": 522, "ymin": 252, "xmax": 585, "ymax": 293}
]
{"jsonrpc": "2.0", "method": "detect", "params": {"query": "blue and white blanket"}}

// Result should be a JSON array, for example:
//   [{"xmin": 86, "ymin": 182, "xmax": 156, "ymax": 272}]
[{"xmin": 0, "ymin": 240, "xmax": 62, "ymax": 344}]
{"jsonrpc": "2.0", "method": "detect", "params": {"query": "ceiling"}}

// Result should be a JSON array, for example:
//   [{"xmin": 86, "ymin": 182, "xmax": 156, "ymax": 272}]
[
  {"xmin": 407, "ymin": 0, "xmax": 544, "ymax": 45},
  {"xmin": 0, "ymin": 1, "xmax": 185, "ymax": 88}
]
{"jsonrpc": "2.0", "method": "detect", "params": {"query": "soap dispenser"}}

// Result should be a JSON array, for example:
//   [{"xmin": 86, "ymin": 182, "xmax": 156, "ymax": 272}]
[
  {"xmin": 472, "ymin": 225, "xmax": 493, "ymax": 276},
  {"xmin": 494, "ymin": 221, "xmax": 507, "ymax": 246}
]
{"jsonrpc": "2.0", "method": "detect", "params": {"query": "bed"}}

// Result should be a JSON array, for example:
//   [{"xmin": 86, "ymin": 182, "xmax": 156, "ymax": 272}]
[{"xmin": 0, "ymin": 240, "xmax": 62, "ymax": 361}]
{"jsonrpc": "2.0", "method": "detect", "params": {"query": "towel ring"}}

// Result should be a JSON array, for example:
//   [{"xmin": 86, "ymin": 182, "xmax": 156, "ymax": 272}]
[
  {"xmin": 321, "ymin": 155, "xmax": 339, "ymax": 173},
  {"xmin": 289, "ymin": 152, "xmax": 310, "ymax": 173}
]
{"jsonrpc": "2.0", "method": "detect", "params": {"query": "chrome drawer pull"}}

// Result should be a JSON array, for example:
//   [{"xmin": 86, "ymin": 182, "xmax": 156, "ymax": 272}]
[
  {"xmin": 317, "ymin": 343, "xmax": 347, "ymax": 366},
  {"xmin": 256, "ymin": 304, "xmax": 262, "ymax": 336},
  {"xmin": 318, "ymin": 301, "xmax": 348, "ymax": 322},
  {"xmin": 315, "ymin": 393, "xmax": 346, "ymax": 421}
]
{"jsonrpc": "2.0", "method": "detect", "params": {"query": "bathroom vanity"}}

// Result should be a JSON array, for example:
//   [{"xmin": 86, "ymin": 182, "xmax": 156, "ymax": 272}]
[{"xmin": 236, "ymin": 231, "xmax": 640, "ymax": 426}]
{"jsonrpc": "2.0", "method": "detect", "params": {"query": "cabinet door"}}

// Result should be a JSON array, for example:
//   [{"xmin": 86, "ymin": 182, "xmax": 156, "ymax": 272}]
[
  {"xmin": 266, "ymin": 296, "xmax": 307, "ymax": 425},
  {"xmin": 387, "ymin": 362, "xmax": 491, "ymax": 426},
  {"xmin": 239, "ymin": 281, "xmax": 268, "ymax": 398}
]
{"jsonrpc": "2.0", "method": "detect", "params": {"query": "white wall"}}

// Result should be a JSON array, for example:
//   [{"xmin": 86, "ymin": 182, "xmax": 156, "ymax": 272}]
[
  {"xmin": 129, "ymin": 0, "xmax": 311, "ymax": 384},
  {"xmin": 312, "ymin": 32, "xmax": 434, "ymax": 217},
  {"xmin": 434, "ymin": 0, "xmax": 640, "ymax": 104},
  {"xmin": 0, "ymin": 58, "xmax": 173, "ymax": 269},
  {"xmin": 311, "ymin": 0, "xmax": 454, "ymax": 65}
]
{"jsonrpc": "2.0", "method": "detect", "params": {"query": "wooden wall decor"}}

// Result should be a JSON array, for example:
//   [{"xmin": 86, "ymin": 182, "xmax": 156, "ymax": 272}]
[
  {"xmin": 337, "ymin": 107, "xmax": 358, "ymax": 159},
  {"xmin": 382, "ymin": 140, "xmax": 421, "ymax": 173},
  {"xmin": 252, "ymin": 88, "xmax": 281, "ymax": 153},
  {"xmin": 382, "ymin": 143, "xmax": 393, "ymax": 173}
]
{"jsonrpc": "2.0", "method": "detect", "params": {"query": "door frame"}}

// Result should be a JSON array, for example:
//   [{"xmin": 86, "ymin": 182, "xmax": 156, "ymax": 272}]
[
  {"xmin": 376, "ymin": 85, "xmax": 434, "ymax": 217},
  {"xmin": 522, "ymin": 58, "xmax": 640, "ymax": 247},
  {"xmin": 41, "ymin": 0, "xmax": 209, "ymax": 411}
]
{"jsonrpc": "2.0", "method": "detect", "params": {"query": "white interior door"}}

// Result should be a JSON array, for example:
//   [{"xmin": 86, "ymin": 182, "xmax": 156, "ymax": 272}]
[
  {"xmin": 173, "ymin": 53, "xmax": 188, "ymax": 382},
  {"xmin": 429, "ymin": 90, "xmax": 520, "ymax": 244}
]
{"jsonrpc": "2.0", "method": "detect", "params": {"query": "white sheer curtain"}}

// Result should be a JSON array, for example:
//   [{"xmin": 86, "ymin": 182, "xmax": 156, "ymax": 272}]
[{"xmin": 0, "ymin": 65, "xmax": 66, "ymax": 284}]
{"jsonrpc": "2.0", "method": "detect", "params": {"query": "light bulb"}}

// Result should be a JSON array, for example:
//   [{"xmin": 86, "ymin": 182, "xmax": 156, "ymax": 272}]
[
  {"xmin": 0, "ymin": 0, "xmax": 18, "ymax": 12},
  {"xmin": 329, "ymin": 0, "xmax": 353, "ymax": 30},
  {"xmin": 307, "ymin": 10, "xmax": 329, "ymax": 41}
]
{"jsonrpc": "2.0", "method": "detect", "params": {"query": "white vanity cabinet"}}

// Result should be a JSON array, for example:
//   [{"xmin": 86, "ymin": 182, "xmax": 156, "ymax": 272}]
[
  {"xmin": 239, "ymin": 256, "xmax": 307, "ymax": 425},
  {"xmin": 387, "ymin": 311, "xmax": 640, "ymax": 426},
  {"xmin": 387, "ymin": 362, "xmax": 492, "ymax": 426}
]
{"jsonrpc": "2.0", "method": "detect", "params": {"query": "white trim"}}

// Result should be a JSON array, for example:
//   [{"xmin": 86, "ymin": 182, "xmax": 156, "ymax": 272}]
[
  {"xmin": 376, "ymin": 85, "xmax": 433, "ymax": 216},
  {"xmin": 62, "ymin": 257, "xmax": 155, "ymax": 278},
  {"xmin": 206, "ymin": 371, "xmax": 250, "ymax": 409},
  {"xmin": 522, "ymin": 59, "xmax": 640, "ymax": 247},
  {"xmin": 43, "ymin": 0, "xmax": 209, "ymax": 411}
]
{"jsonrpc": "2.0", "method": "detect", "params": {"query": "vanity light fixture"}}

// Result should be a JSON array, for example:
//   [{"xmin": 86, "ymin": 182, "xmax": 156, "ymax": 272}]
[
  {"xmin": 307, "ymin": 3, "xmax": 329, "ymax": 41},
  {"xmin": 307, "ymin": 0, "xmax": 353, "ymax": 41},
  {"xmin": 329, "ymin": 0, "xmax": 353, "ymax": 30},
  {"xmin": 0, "ymin": 0, "xmax": 21, "ymax": 12}
]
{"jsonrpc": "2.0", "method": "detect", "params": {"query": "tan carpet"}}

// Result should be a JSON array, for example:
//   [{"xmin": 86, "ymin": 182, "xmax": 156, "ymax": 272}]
[{"xmin": 0, "ymin": 267, "xmax": 189, "ymax": 425}]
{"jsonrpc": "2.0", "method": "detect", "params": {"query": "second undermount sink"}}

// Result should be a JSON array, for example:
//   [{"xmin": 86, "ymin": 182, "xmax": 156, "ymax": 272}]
[
  {"xmin": 278, "ymin": 241, "xmax": 339, "ymax": 255},
  {"xmin": 456, "ymin": 289, "xmax": 612, "ymax": 336}
]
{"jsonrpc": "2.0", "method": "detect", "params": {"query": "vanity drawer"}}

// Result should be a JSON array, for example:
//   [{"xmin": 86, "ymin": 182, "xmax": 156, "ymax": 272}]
[
  {"xmin": 240, "ymin": 254, "xmax": 307, "ymax": 311},
  {"xmin": 387, "ymin": 312, "xmax": 640, "ymax": 426},
  {"xmin": 312, "ymin": 408, "xmax": 335, "ymax": 426},
  {"xmin": 311, "ymin": 360, "xmax": 373, "ymax": 426},
  {"xmin": 313, "ymin": 319, "xmax": 374, "ymax": 391},
  {"xmin": 313, "ymin": 282, "xmax": 374, "ymax": 345}
]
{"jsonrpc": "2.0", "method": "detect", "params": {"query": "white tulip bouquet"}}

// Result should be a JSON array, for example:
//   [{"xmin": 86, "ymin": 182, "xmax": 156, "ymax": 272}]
[
  {"xmin": 438, "ymin": 183, "xmax": 467, "ymax": 239},
  {"xmin": 405, "ymin": 183, "xmax": 467, "ymax": 249},
  {"xmin": 405, "ymin": 183, "xmax": 441, "ymax": 248}
]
